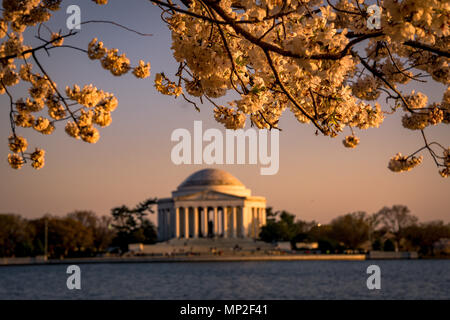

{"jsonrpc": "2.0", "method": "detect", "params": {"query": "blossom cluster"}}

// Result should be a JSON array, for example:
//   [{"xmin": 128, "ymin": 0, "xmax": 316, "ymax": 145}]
[
  {"xmin": 388, "ymin": 153, "xmax": 423, "ymax": 173},
  {"xmin": 157, "ymin": 0, "xmax": 448, "ymax": 176},
  {"xmin": 165, "ymin": 0, "xmax": 386, "ymax": 136},
  {"xmin": 92, "ymin": 0, "xmax": 108, "ymax": 5},
  {"xmin": 8, "ymin": 135, "xmax": 28, "ymax": 153},
  {"xmin": 342, "ymin": 135, "xmax": 360, "ymax": 148},
  {"xmin": 402, "ymin": 106, "xmax": 444, "ymax": 130},
  {"xmin": 64, "ymin": 85, "xmax": 118, "ymax": 143},
  {"xmin": 439, "ymin": 148, "xmax": 450, "ymax": 178},
  {"xmin": 2, "ymin": 0, "xmax": 150, "ymax": 170},
  {"xmin": 154, "ymin": 73, "xmax": 183, "ymax": 97},
  {"xmin": 88, "ymin": 38, "xmax": 151, "ymax": 78},
  {"xmin": 401, "ymin": 91, "xmax": 445, "ymax": 130},
  {"xmin": 7, "ymin": 134, "xmax": 45, "ymax": 170},
  {"xmin": 214, "ymin": 105, "xmax": 246, "ymax": 129}
]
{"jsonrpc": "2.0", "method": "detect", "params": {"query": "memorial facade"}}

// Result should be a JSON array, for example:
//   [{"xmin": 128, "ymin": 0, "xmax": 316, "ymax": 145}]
[{"xmin": 157, "ymin": 169, "xmax": 267, "ymax": 241}]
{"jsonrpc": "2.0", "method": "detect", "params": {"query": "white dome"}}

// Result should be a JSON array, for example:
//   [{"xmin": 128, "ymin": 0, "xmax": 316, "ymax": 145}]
[
  {"xmin": 178, "ymin": 169, "xmax": 244, "ymax": 187},
  {"xmin": 173, "ymin": 169, "xmax": 251, "ymax": 197}
]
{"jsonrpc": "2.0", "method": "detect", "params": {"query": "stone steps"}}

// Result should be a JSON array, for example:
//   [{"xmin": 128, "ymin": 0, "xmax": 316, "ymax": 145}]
[{"xmin": 142, "ymin": 238, "xmax": 275, "ymax": 254}]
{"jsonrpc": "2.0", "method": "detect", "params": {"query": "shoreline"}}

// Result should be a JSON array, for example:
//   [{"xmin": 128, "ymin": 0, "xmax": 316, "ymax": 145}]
[{"xmin": 0, "ymin": 253, "xmax": 430, "ymax": 266}]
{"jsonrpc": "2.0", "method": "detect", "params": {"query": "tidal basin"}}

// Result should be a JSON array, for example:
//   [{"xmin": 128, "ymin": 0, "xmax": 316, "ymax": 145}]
[{"xmin": 1, "ymin": 260, "xmax": 449, "ymax": 300}]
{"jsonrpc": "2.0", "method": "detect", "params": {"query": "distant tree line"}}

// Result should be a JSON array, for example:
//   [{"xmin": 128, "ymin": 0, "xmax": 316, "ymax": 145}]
[
  {"xmin": 0, "ymin": 198, "xmax": 158, "ymax": 258},
  {"xmin": 1, "ymin": 202, "xmax": 449, "ymax": 258},
  {"xmin": 260, "ymin": 205, "xmax": 450, "ymax": 257}
]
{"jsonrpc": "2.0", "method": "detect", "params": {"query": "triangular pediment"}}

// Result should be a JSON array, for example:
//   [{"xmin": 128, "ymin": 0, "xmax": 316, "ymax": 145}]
[{"xmin": 174, "ymin": 190, "xmax": 245, "ymax": 201}]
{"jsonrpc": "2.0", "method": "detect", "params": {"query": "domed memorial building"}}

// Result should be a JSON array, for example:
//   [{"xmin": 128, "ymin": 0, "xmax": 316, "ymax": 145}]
[{"xmin": 157, "ymin": 169, "xmax": 267, "ymax": 241}]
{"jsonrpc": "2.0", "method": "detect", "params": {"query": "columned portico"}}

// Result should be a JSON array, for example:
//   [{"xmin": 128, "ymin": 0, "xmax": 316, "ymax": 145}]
[{"xmin": 157, "ymin": 169, "xmax": 266, "ymax": 241}]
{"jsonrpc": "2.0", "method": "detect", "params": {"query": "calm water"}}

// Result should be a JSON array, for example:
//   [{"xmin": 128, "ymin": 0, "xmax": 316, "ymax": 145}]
[{"xmin": 0, "ymin": 260, "xmax": 449, "ymax": 299}]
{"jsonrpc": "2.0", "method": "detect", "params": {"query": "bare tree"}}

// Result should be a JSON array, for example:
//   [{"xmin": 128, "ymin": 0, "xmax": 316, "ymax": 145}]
[{"xmin": 377, "ymin": 205, "xmax": 418, "ymax": 250}]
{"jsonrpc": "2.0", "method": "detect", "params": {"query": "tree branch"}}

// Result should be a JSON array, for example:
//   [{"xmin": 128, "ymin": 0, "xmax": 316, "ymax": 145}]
[{"xmin": 263, "ymin": 49, "xmax": 326, "ymax": 135}]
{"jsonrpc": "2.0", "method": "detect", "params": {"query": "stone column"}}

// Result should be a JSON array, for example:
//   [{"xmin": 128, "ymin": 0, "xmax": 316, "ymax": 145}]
[
  {"xmin": 157, "ymin": 209, "xmax": 161, "ymax": 241},
  {"xmin": 239, "ymin": 207, "xmax": 244, "ymax": 238},
  {"xmin": 261, "ymin": 207, "xmax": 266, "ymax": 226},
  {"xmin": 171, "ymin": 207, "xmax": 175, "ymax": 238},
  {"xmin": 223, "ymin": 207, "xmax": 228, "ymax": 238},
  {"xmin": 232, "ymin": 206, "xmax": 237, "ymax": 238},
  {"xmin": 194, "ymin": 207, "xmax": 199, "ymax": 238},
  {"xmin": 164, "ymin": 209, "xmax": 168, "ymax": 240},
  {"xmin": 161, "ymin": 209, "xmax": 165, "ymax": 240},
  {"xmin": 256, "ymin": 207, "xmax": 260, "ymax": 236},
  {"xmin": 248, "ymin": 207, "xmax": 252, "ymax": 238},
  {"xmin": 252, "ymin": 207, "xmax": 256, "ymax": 238},
  {"xmin": 184, "ymin": 208, "xmax": 189, "ymax": 239},
  {"xmin": 166, "ymin": 208, "xmax": 171, "ymax": 240},
  {"xmin": 242, "ymin": 205, "xmax": 248, "ymax": 238},
  {"xmin": 203, "ymin": 207, "xmax": 208, "ymax": 237},
  {"xmin": 161, "ymin": 209, "xmax": 165, "ymax": 241},
  {"xmin": 213, "ymin": 207, "xmax": 218, "ymax": 236},
  {"xmin": 175, "ymin": 207, "xmax": 180, "ymax": 238},
  {"xmin": 257, "ymin": 207, "xmax": 261, "ymax": 235},
  {"xmin": 245, "ymin": 206, "xmax": 250, "ymax": 237}
]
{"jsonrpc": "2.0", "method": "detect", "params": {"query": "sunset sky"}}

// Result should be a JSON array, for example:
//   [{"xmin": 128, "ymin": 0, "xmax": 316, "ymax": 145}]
[{"xmin": 1, "ymin": 0, "xmax": 449, "ymax": 225}]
